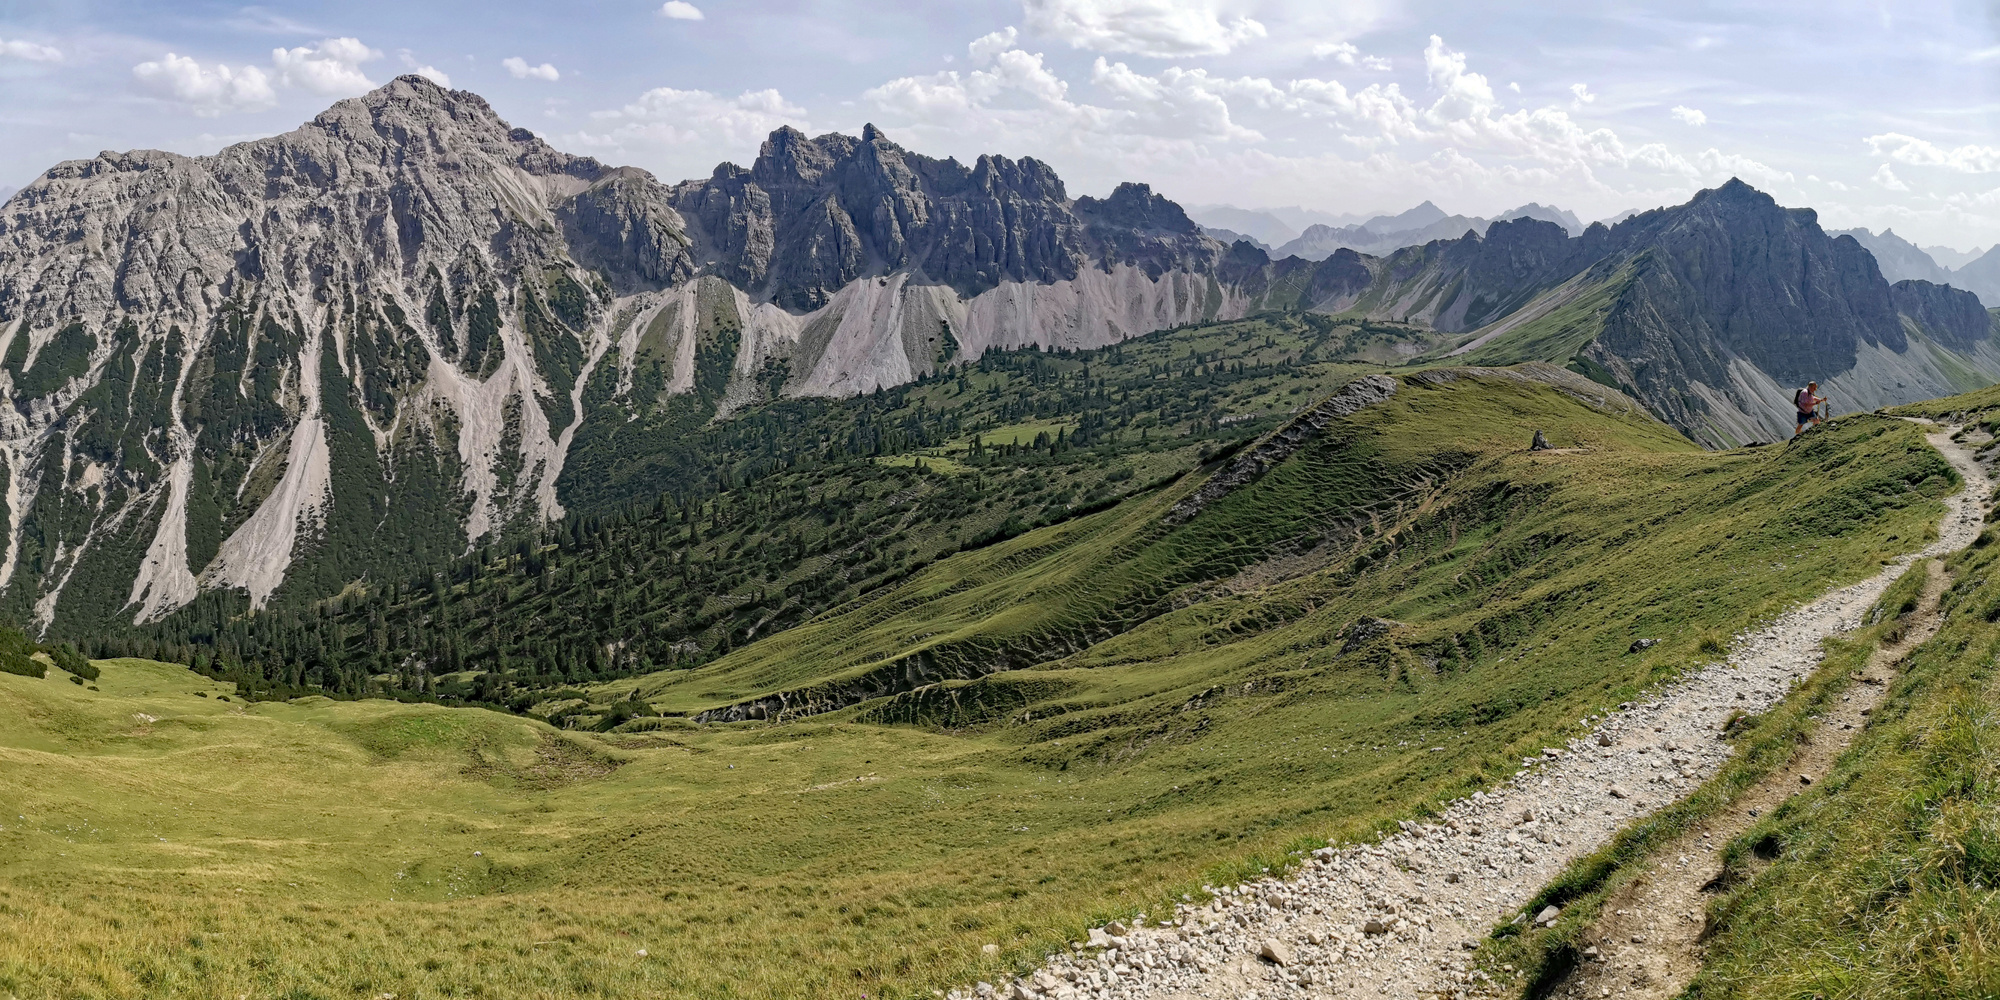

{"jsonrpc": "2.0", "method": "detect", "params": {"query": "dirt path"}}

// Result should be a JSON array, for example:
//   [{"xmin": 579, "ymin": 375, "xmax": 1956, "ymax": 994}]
[
  {"xmin": 954, "ymin": 427, "xmax": 1989, "ymax": 1000},
  {"xmin": 1543, "ymin": 426, "xmax": 1986, "ymax": 1000}
]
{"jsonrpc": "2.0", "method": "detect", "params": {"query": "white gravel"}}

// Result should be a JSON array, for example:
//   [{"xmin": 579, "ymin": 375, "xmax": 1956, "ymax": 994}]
[{"xmin": 956, "ymin": 427, "xmax": 1988, "ymax": 1000}]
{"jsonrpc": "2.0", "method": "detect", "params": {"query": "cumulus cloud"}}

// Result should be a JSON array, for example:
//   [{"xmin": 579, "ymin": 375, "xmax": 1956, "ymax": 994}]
[
  {"xmin": 571, "ymin": 87, "xmax": 807, "ymax": 176},
  {"xmin": 1697, "ymin": 148, "xmax": 1793, "ymax": 185},
  {"xmin": 969, "ymin": 27, "xmax": 1020, "ymax": 64},
  {"xmin": 132, "ymin": 54, "xmax": 278, "ymax": 116},
  {"xmin": 1423, "ymin": 35, "xmax": 1498, "ymax": 122},
  {"xmin": 866, "ymin": 32, "xmax": 1083, "ymax": 127},
  {"xmin": 1670, "ymin": 105, "xmax": 1706, "ymax": 126},
  {"xmin": 1023, "ymin": 0, "xmax": 1266, "ymax": 57},
  {"xmin": 1873, "ymin": 163, "xmax": 1910, "ymax": 191},
  {"xmin": 827, "ymin": 28, "xmax": 1827, "ymax": 230},
  {"xmin": 503, "ymin": 57, "xmax": 561, "ymax": 82},
  {"xmin": 1568, "ymin": 83, "xmax": 1595, "ymax": 108},
  {"xmin": 1865, "ymin": 132, "xmax": 2000, "ymax": 173},
  {"xmin": 397, "ymin": 49, "xmax": 452, "ymax": 88},
  {"xmin": 1090, "ymin": 60, "xmax": 1263, "ymax": 141},
  {"xmin": 660, "ymin": 1, "xmax": 704, "ymax": 20},
  {"xmin": 272, "ymin": 37, "xmax": 381, "ymax": 96},
  {"xmin": 0, "ymin": 38, "xmax": 63, "ymax": 62},
  {"xmin": 1312, "ymin": 41, "xmax": 1389, "ymax": 70}
]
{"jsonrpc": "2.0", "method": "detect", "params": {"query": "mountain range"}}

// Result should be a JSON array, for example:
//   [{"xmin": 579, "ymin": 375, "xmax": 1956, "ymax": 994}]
[
  {"xmin": 0, "ymin": 74, "xmax": 1996, "ymax": 634},
  {"xmin": 1832, "ymin": 227, "xmax": 2000, "ymax": 306},
  {"xmin": 1189, "ymin": 200, "xmax": 1586, "ymax": 258},
  {"xmin": 1264, "ymin": 201, "xmax": 1585, "ymax": 260},
  {"xmin": 1182, "ymin": 203, "xmax": 1369, "ymax": 248}
]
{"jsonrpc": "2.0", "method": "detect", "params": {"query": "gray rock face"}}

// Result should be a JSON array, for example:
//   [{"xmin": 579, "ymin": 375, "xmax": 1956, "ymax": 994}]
[
  {"xmin": 671, "ymin": 124, "xmax": 1216, "ymax": 310},
  {"xmin": 1891, "ymin": 279, "xmax": 1996, "ymax": 350},
  {"xmin": 1949, "ymin": 246, "xmax": 2000, "ymax": 307},
  {"xmin": 0, "ymin": 77, "xmax": 1257, "ymax": 631},
  {"xmin": 0, "ymin": 74, "xmax": 679, "ymax": 631},
  {"xmin": 1832, "ymin": 227, "xmax": 1957, "ymax": 287}
]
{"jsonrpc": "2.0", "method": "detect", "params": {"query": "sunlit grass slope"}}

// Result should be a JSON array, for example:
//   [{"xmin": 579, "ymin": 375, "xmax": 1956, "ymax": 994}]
[
  {"xmin": 0, "ymin": 376, "xmax": 1957, "ymax": 1000},
  {"xmin": 1687, "ymin": 392, "xmax": 2000, "ymax": 999}
]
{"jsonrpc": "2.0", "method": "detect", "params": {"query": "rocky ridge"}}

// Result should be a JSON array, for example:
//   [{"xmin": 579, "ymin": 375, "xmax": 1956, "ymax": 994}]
[
  {"xmin": 950, "ymin": 425, "xmax": 1988, "ymax": 1000},
  {"xmin": 1, "ymin": 75, "xmax": 1997, "ymax": 631},
  {"xmin": 0, "ymin": 77, "xmax": 1268, "ymax": 630}
]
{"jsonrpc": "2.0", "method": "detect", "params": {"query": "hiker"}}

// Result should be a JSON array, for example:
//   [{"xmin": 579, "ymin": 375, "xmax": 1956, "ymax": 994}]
[{"xmin": 1793, "ymin": 382, "xmax": 1828, "ymax": 436}]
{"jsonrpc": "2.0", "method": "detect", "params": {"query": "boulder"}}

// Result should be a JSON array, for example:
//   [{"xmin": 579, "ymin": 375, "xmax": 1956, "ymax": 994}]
[
  {"xmin": 1259, "ymin": 940, "xmax": 1293, "ymax": 966},
  {"xmin": 1534, "ymin": 905, "xmax": 1561, "ymax": 927}
]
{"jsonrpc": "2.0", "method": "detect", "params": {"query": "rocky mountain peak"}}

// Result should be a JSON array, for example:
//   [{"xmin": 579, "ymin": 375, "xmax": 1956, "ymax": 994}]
[
  {"xmin": 673, "ymin": 126, "xmax": 1219, "ymax": 306},
  {"xmin": 1074, "ymin": 182, "xmax": 1200, "ymax": 235}
]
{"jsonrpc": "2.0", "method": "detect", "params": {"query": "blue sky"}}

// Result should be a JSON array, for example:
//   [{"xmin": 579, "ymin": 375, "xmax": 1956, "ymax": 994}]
[{"xmin": 2, "ymin": 0, "xmax": 1997, "ymax": 249}]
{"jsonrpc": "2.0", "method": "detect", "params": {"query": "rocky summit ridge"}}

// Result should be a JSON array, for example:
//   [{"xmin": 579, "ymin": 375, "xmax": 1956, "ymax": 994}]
[{"xmin": 0, "ymin": 76, "xmax": 1995, "ymax": 631}]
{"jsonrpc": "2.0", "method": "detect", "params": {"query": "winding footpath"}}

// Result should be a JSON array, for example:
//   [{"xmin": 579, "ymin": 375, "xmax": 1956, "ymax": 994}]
[{"xmin": 955, "ymin": 426, "xmax": 1990, "ymax": 1000}]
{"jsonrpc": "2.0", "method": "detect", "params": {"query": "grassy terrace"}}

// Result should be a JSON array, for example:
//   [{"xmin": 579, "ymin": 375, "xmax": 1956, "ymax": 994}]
[{"xmin": 0, "ymin": 373, "xmax": 1959, "ymax": 999}]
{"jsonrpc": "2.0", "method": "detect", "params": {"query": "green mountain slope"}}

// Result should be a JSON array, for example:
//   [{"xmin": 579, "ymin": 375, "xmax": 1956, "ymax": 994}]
[
  {"xmin": 126, "ymin": 312, "xmax": 1388, "ymax": 701},
  {"xmin": 627, "ymin": 365, "xmax": 1684, "ymax": 722},
  {"xmin": 0, "ymin": 374, "xmax": 1958, "ymax": 1000},
  {"xmin": 1677, "ymin": 392, "xmax": 2000, "ymax": 998}
]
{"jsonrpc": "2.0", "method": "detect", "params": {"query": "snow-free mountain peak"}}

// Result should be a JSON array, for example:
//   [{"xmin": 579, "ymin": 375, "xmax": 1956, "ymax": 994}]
[{"xmin": 0, "ymin": 79, "xmax": 1994, "ymax": 638}]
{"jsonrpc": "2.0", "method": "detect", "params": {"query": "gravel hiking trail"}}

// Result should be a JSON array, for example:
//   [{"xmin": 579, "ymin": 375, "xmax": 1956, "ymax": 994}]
[
  {"xmin": 954, "ymin": 425, "xmax": 1989, "ymax": 1000},
  {"xmin": 1543, "ymin": 423, "xmax": 1987, "ymax": 1000}
]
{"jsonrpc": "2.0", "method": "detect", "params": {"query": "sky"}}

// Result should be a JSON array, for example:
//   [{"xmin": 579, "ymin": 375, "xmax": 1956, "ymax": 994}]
[{"xmin": 1, "ymin": 0, "xmax": 1997, "ymax": 250}]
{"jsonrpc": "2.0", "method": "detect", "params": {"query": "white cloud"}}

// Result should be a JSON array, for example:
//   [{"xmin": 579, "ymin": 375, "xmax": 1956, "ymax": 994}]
[
  {"xmin": 0, "ymin": 38, "xmax": 62, "ymax": 62},
  {"xmin": 660, "ymin": 1, "xmax": 704, "ymax": 20},
  {"xmin": 1312, "ymin": 41, "xmax": 1390, "ymax": 70},
  {"xmin": 133, "ymin": 54, "xmax": 279, "ymax": 116},
  {"xmin": 1872, "ymin": 163, "xmax": 1910, "ymax": 191},
  {"xmin": 1568, "ymin": 82, "xmax": 1595, "ymax": 108},
  {"xmin": 969, "ymin": 28, "xmax": 1020, "ymax": 65},
  {"xmin": 866, "ymin": 33, "xmax": 1084, "ymax": 127},
  {"xmin": 571, "ymin": 87, "xmax": 807, "ymax": 174},
  {"xmin": 1669, "ymin": 105, "xmax": 1707, "ymax": 126},
  {"xmin": 503, "ymin": 57, "xmax": 561, "ymax": 82},
  {"xmin": 1865, "ymin": 132, "xmax": 2000, "ymax": 173},
  {"xmin": 1022, "ymin": 0, "xmax": 1266, "ymax": 57},
  {"xmin": 1699, "ymin": 148, "xmax": 1793, "ymax": 185},
  {"xmin": 1090, "ymin": 60, "xmax": 1263, "ymax": 141},
  {"xmin": 835, "ymin": 28, "xmax": 1830, "ymax": 233},
  {"xmin": 272, "ymin": 37, "xmax": 381, "ymax": 96},
  {"xmin": 1507, "ymin": 81, "xmax": 1521, "ymax": 94},
  {"xmin": 1423, "ymin": 35, "xmax": 1498, "ymax": 122},
  {"xmin": 396, "ymin": 49, "xmax": 452, "ymax": 87}
]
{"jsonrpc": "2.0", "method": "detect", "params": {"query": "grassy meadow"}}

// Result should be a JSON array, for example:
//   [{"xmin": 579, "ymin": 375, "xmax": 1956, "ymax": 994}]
[{"xmin": 0, "ymin": 374, "xmax": 1963, "ymax": 1000}]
